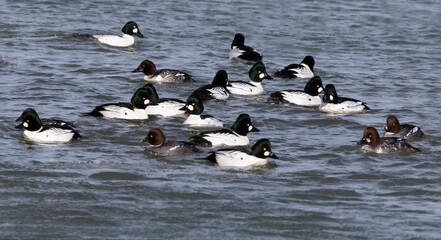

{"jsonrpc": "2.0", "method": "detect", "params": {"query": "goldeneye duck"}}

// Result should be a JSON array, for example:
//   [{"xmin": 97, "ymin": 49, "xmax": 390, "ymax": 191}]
[
  {"xmin": 274, "ymin": 56, "xmax": 315, "ymax": 79},
  {"xmin": 266, "ymin": 76, "xmax": 324, "ymax": 106},
  {"xmin": 180, "ymin": 95, "xmax": 224, "ymax": 128},
  {"xmin": 191, "ymin": 70, "xmax": 230, "ymax": 101},
  {"xmin": 15, "ymin": 108, "xmax": 76, "ymax": 129},
  {"xmin": 91, "ymin": 21, "xmax": 144, "ymax": 47},
  {"xmin": 384, "ymin": 115, "xmax": 424, "ymax": 141},
  {"xmin": 206, "ymin": 138, "xmax": 278, "ymax": 168},
  {"xmin": 15, "ymin": 110, "xmax": 81, "ymax": 144},
  {"xmin": 142, "ymin": 84, "xmax": 186, "ymax": 117},
  {"xmin": 140, "ymin": 128, "xmax": 198, "ymax": 156},
  {"xmin": 84, "ymin": 87, "xmax": 149, "ymax": 120},
  {"xmin": 319, "ymin": 84, "xmax": 370, "ymax": 114},
  {"xmin": 358, "ymin": 127, "xmax": 420, "ymax": 154},
  {"xmin": 190, "ymin": 113, "xmax": 259, "ymax": 147},
  {"xmin": 229, "ymin": 33, "xmax": 263, "ymax": 62},
  {"xmin": 227, "ymin": 62, "xmax": 272, "ymax": 96},
  {"xmin": 133, "ymin": 60, "xmax": 194, "ymax": 83}
]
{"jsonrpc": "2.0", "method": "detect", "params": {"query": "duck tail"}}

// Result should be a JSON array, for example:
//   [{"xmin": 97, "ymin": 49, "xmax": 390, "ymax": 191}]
[
  {"xmin": 80, "ymin": 106, "xmax": 104, "ymax": 117},
  {"xmin": 189, "ymin": 136, "xmax": 212, "ymax": 147},
  {"xmin": 266, "ymin": 92, "xmax": 288, "ymax": 104}
]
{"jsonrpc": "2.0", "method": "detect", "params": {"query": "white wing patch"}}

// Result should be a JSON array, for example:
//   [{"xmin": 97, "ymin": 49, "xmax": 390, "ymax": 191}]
[{"xmin": 280, "ymin": 91, "xmax": 321, "ymax": 106}]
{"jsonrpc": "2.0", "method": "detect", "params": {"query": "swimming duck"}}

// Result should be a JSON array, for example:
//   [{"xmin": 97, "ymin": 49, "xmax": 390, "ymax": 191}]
[
  {"xmin": 191, "ymin": 70, "xmax": 230, "ymax": 101},
  {"xmin": 319, "ymin": 84, "xmax": 370, "ymax": 114},
  {"xmin": 229, "ymin": 33, "xmax": 263, "ymax": 62},
  {"xmin": 15, "ymin": 110, "xmax": 81, "ymax": 144},
  {"xmin": 227, "ymin": 62, "xmax": 272, "ymax": 96},
  {"xmin": 84, "ymin": 87, "xmax": 149, "ymax": 120},
  {"xmin": 206, "ymin": 138, "xmax": 278, "ymax": 167},
  {"xmin": 133, "ymin": 60, "xmax": 194, "ymax": 83},
  {"xmin": 190, "ymin": 113, "xmax": 259, "ymax": 147},
  {"xmin": 274, "ymin": 56, "xmax": 315, "ymax": 79},
  {"xmin": 90, "ymin": 21, "xmax": 144, "ymax": 47},
  {"xmin": 384, "ymin": 115, "xmax": 424, "ymax": 141},
  {"xmin": 266, "ymin": 76, "xmax": 324, "ymax": 106},
  {"xmin": 140, "ymin": 128, "xmax": 198, "ymax": 156}
]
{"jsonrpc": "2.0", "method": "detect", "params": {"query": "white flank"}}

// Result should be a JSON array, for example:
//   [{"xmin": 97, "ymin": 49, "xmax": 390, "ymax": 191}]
[
  {"xmin": 215, "ymin": 150, "xmax": 267, "ymax": 168},
  {"xmin": 183, "ymin": 114, "xmax": 224, "ymax": 128}
]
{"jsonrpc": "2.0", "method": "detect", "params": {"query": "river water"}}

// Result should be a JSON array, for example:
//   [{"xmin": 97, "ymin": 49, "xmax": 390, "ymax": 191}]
[{"xmin": 1, "ymin": 0, "xmax": 441, "ymax": 239}]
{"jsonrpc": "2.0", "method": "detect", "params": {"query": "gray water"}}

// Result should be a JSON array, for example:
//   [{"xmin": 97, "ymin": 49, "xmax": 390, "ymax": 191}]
[{"xmin": 1, "ymin": 0, "xmax": 441, "ymax": 239}]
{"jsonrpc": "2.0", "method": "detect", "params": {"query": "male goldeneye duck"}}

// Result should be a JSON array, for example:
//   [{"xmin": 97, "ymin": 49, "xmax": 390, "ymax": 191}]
[
  {"xmin": 191, "ymin": 70, "xmax": 230, "ymax": 101},
  {"xmin": 133, "ymin": 60, "xmax": 194, "ymax": 83},
  {"xmin": 274, "ymin": 56, "xmax": 315, "ymax": 79},
  {"xmin": 142, "ymin": 84, "xmax": 186, "ymax": 117},
  {"xmin": 140, "ymin": 128, "xmax": 198, "ymax": 156},
  {"xmin": 190, "ymin": 113, "xmax": 259, "ymax": 147},
  {"xmin": 319, "ymin": 84, "xmax": 370, "ymax": 114},
  {"xmin": 91, "ymin": 21, "xmax": 144, "ymax": 47},
  {"xmin": 84, "ymin": 87, "xmax": 149, "ymax": 120},
  {"xmin": 384, "ymin": 115, "xmax": 424, "ymax": 141},
  {"xmin": 266, "ymin": 76, "xmax": 324, "ymax": 106},
  {"xmin": 180, "ymin": 95, "xmax": 224, "ymax": 128},
  {"xmin": 227, "ymin": 62, "xmax": 272, "ymax": 96},
  {"xmin": 358, "ymin": 127, "xmax": 420, "ymax": 154},
  {"xmin": 206, "ymin": 138, "xmax": 278, "ymax": 168},
  {"xmin": 15, "ymin": 108, "xmax": 76, "ymax": 129},
  {"xmin": 15, "ymin": 110, "xmax": 81, "ymax": 144},
  {"xmin": 229, "ymin": 33, "xmax": 263, "ymax": 62}
]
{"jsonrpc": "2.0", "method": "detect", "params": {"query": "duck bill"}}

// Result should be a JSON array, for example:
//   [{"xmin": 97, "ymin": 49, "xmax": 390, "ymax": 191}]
[
  {"xmin": 15, "ymin": 122, "xmax": 24, "ymax": 129},
  {"xmin": 14, "ymin": 116, "xmax": 21, "ymax": 122},
  {"xmin": 269, "ymin": 152, "xmax": 278, "ymax": 159},
  {"xmin": 384, "ymin": 125, "xmax": 389, "ymax": 131},
  {"xmin": 264, "ymin": 74, "xmax": 273, "ymax": 80},
  {"xmin": 136, "ymin": 31, "xmax": 144, "ymax": 38},
  {"xmin": 139, "ymin": 137, "xmax": 147, "ymax": 143},
  {"xmin": 357, "ymin": 138, "xmax": 367, "ymax": 145},
  {"xmin": 132, "ymin": 66, "xmax": 142, "ymax": 72},
  {"xmin": 250, "ymin": 126, "xmax": 260, "ymax": 132}
]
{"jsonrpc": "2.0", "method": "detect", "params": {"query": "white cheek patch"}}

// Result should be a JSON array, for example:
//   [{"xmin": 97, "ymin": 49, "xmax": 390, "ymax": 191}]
[
  {"xmin": 330, "ymin": 95, "xmax": 334, "ymax": 101},
  {"xmin": 248, "ymin": 125, "xmax": 253, "ymax": 131},
  {"xmin": 23, "ymin": 122, "xmax": 28, "ymax": 128},
  {"xmin": 144, "ymin": 99, "xmax": 150, "ymax": 105},
  {"xmin": 318, "ymin": 87, "xmax": 323, "ymax": 92},
  {"xmin": 366, "ymin": 138, "xmax": 371, "ymax": 143},
  {"xmin": 259, "ymin": 73, "xmax": 265, "ymax": 79},
  {"xmin": 188, "ymin": 105, "xmax": 194, "ymax": 111},
  {"xmin": 264, "ymin": 151, "xmax": 270, "ymax": 157},
  {"xmin": 133, "ymin": 28, "xmax": 138, "ymax": 33}
]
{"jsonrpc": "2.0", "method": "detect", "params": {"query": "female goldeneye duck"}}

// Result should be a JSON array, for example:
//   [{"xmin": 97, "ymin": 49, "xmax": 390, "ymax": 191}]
[
  {"xmin": 274, "ymin": 56, "xmax": 315, "ymax": 79},
  {"xmin": 91, "ymin": 21, "xmax": 144, "ymax": 47},
  {"xmin": 358, "ymin": 127, "xmax": 420, "ymax": 154},
  {"xmin": 180, "ymin": 95, "xmax": 224, "ymax": 128},
  {"xmin": 133, "ymin": 60, "xmax": 194, "ymax": 83},
  {"xmin": 84, "ymin": 87, "xmax": 150, "ymax": 120},
  {"xmin": 191, "ymin": 70, "xmax": 230, "ymax": 101},
  {"xmin": 16, "ymin": 110, "xmax": 81, "ymax": 144},
  {"xmin": 229, "ymin": 33, "xmax": 263, "ymax": 62},
  {"xmin": 267, "ymin": 76, "xmax": 324, "ymax": 106},
  {"xmin": 142, "ymin": 84, "xmax": 186, "ymax": 117},
  {"xmin": 384, "ymin": 115, "xmax": 424, "ymax": 141},
  {"xmin": 190, "ymin": 113, "xmax": 259, "ymax": 147},
  {"xmin": 319, "ymin": 84, "xmax": 370, "ymax": 114},
  {"xmin": 15, "ymin": 108, "xmax": 76, "ymax": 129},
  {"xmin": 140, "ymin": 128, "xmax": 198, "ymax": 156},
  {"xmin": 227, "ymin": 62, "xmax": 272, "ymax": 96},
  {"xmin": 206, "ymin": 138, "xmax": 278, "ymax": 168}
]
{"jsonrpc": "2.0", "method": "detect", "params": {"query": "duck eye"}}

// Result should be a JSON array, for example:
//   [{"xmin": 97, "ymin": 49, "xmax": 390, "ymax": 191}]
[
  {"xmin": 142, "ymin": 65, "xmax": 145, "ymax": 68},
  {"xmin": 247, "ymin": 123, "xmax": 250, "ymax": 126},
  {"xmin": 317, "ymin": 85, "xmax": 319, "ymax": 88},
  {"xmin": 150, "ymin": 134, "xmax": 153, "ymax": 138},
  {"xmin": 192, "ymin": 103, "xmax": 195, "ymax": 106},
  {"xmin": 27, "ymin": 120, "xmax": 29, "ymax": 122},
  {"xmin": 258, "ymin": 71, "xmax": 262, "ymax": 74},
  {"xmin": 263, "ymin": 148, "xmax": 267, "ymax": 151},
  {"xmin": 133, "ymin": 25, "xmax": 137, "ymax": 29},
  {"xmin": 143, "ymin": 97, "xmax": 146, "ymax": 100},
  {"xmin": 392, "ymin": 123, "xmax": 395, "ymax": 125},
  {"xmin": 369, "ymin": 135, "xmax": 372, "ymax": 138}
]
